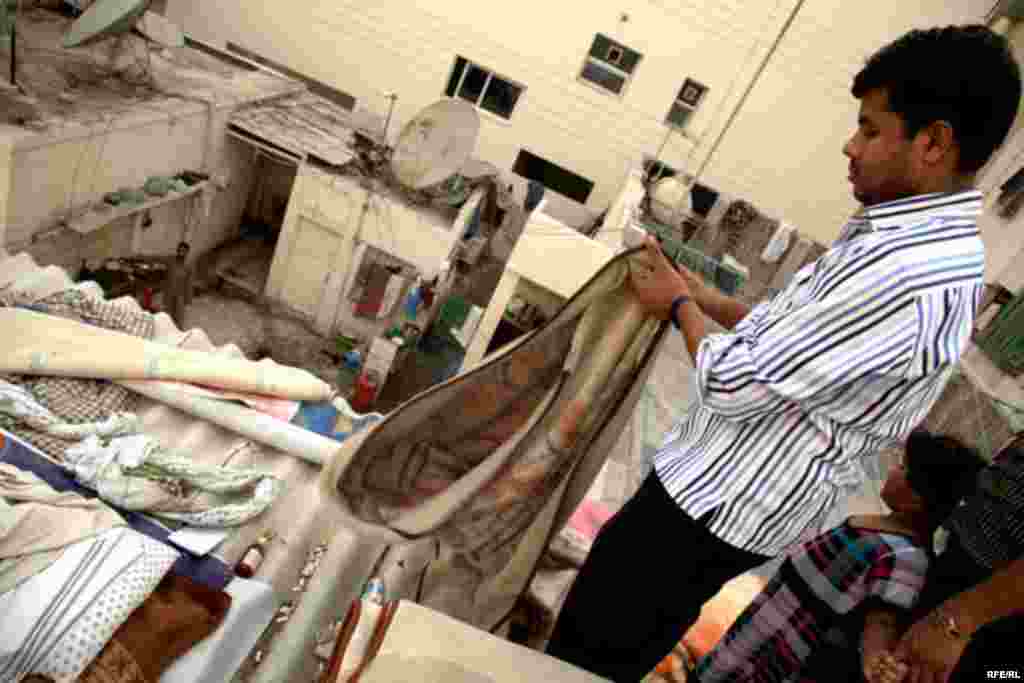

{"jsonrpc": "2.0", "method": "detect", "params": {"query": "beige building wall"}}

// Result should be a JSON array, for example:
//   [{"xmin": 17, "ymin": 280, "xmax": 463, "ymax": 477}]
[
  {"xmin": 167, "ymin": 0, "xmax": 990, "ymax": 244},
  {"xmin": 266, "ymin": 165, "xmax": 459, "ymax": 334},
  {"xmin": 0, "ymin": 103, "xmax": 263, "ymax": 272},
  {"xmin": 699, "ymin": 0, "xmax": 994, "ymax": 241},
  {"xmin": 975, "ymin": 19, "xmax": 1024, "ymax": 290}
]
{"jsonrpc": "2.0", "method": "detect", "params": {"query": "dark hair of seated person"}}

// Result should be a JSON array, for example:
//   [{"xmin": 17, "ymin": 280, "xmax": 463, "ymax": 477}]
[{"xmin": 903, "ymin": 430, "xmax": 988, "ymax": 534}]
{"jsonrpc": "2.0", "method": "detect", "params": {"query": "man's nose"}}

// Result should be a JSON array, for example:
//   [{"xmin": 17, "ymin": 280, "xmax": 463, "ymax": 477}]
[{"xmin": 843, "ymin": 137, "xmax": 857, "ymax": 159}]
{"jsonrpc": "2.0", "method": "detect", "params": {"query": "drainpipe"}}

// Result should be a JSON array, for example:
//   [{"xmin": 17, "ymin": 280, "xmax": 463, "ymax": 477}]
[{"xmin": 691, "ymin": 0, "xmax": 807, "ymax": 186}]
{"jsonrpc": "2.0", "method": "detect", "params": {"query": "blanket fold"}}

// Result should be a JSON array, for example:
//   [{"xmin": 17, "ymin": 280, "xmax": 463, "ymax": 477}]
[{"xmin": 322, "ymin": 248, "xmax": 667, "ymax": 629}]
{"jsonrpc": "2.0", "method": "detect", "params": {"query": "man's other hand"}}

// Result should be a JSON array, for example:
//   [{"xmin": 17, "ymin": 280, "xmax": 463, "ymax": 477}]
[{"xmin": 630, "ymin": 236, "xmax": 692, "ymax": 320}]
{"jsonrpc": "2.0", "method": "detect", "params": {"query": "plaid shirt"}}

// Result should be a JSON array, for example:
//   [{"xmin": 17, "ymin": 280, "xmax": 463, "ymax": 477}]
[
  {"xmin": 695, "ymin": 523, "xmax": 929, "ymax": 683},
  {"xmin": 947, "ymin": 445, "xmax": 1024, "ymax": 569}
]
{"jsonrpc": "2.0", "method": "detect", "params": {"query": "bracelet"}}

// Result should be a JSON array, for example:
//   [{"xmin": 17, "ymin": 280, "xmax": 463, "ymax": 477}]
[{"xmin": 670, "ymin": 295, "xmax": 692, "ymax": 330}]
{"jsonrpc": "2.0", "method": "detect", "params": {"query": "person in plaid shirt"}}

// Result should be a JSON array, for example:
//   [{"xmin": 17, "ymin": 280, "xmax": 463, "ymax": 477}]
[{"xmin": 693, "ymin": 432, "xmax": 985, "ymax": 683}]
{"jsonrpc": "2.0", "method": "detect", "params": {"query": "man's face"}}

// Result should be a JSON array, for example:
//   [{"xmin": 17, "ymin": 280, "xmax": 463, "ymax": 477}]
[
  {"xmin": 177, "ymin": 245, "xmax": 189, "ymax": 260},
  {"xmin": 843, "ymin": 88, "xmax": 919, "ymax": 207}
]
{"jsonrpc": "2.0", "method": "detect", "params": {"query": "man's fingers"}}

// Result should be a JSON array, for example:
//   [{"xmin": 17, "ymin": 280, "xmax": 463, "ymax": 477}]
[{"xmin": 644, "ymin": 236, "xmax": 673, "ymax": 274}]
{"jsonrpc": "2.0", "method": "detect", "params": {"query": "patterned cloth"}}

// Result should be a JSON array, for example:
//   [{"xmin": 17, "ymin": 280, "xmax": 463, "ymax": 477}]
[
  {"xmin": 0, "ymin": 463, "xmax": 125, "ymax": 594},
  {"xmin": 0, "ymin": 379, "xmax": 139, "ymax": 459},
  {"xmin": 947, "ymin": 444, "xmax": 1024, "ymax": 569},
  {"xmin": 324, "ymin": 251, "xmax": 665, "ymax": 630},
  {"xmin": 0, "ymin": 288, "xmax": 155, "ymax": 460},
  {"xmin": 695, "ymin": 523, "xmax": 929, "ymax": 683},
  {"xmin": 656, "ymin": 190, "xmax": 985, "ymax": 556},
  {"xmin": 0, "ymin": 430, "xmax": 234, "ymax": 591},
  {"xmin": 0, "ymin": 527, "xmax": 178, "ymax": 682},
  {"xmin": 64, "ymin": 433, "xmax": 283, "ymax": 528}
]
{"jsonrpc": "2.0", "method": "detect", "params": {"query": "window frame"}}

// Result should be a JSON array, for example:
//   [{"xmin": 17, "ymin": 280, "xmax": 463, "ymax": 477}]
[
  {"xmin": 666, "ymin": 78, "xmax": 708, "ymax": 130},
  {"xmin": 578, "ymin": 34, "xmax": 642, "ymax": 97},
  {"xmin": 446, "ymin": 56, "xmax": 525, "ymax": 121}
]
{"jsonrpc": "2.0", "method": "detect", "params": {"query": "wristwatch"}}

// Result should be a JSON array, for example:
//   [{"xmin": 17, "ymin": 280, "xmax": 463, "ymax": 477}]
[{"xmin": 670, "ymin": 295, "xmax": 692, "ymax": 330}]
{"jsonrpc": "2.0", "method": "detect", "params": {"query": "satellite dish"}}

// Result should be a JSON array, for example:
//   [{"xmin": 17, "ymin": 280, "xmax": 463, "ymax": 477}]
[
  {"xmin": 391, "ymin": 99, "xmax": 480, "ymax": 190},
  {"xmin": 62, "ymin": 0, "xmax": 149, "ymax": 48}
]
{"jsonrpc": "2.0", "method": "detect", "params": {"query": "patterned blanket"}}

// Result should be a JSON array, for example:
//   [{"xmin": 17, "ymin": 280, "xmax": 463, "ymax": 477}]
[{"xmin": 322, "ymin": 248, "xmax": 667, "ymax": 630}]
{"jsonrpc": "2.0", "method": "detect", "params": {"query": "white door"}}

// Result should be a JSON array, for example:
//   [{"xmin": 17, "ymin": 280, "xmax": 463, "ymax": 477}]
[{"xmin": 279, "ymin": 216, "xmax": 344, "ymax": 320}]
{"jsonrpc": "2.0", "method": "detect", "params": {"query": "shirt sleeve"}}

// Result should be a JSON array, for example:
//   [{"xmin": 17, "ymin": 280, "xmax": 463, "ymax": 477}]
[{"xmin": 694, "ymin": 258, "xmax": 921, "ymax": 423}]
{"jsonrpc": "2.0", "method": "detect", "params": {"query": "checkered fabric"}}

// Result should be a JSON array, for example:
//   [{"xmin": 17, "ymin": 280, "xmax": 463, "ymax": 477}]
[
  {"xmin": 695, "ymin": 523, "xmax": 929, "ymax": 683},
  {"xmin": 0, "ymin": 289, "xmax": 155, "ymax": 460}
]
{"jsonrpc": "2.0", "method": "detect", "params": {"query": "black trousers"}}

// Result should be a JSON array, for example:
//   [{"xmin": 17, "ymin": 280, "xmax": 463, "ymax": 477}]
[{"xmin": 545, "ymin": 472, "xmax": 769, "ymax": 682}]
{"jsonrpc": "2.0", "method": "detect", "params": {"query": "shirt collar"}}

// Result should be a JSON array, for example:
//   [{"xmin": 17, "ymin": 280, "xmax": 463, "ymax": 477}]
[{"xmin": 837, "ymin": 189, "xmax": 984, "ymax": 243}]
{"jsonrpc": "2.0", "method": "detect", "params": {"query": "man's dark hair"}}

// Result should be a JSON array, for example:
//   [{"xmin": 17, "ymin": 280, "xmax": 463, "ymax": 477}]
[
  {"xmin": 177, "ymin": 242, "xmax": 190, "ymax": 252},
  {"xmin": 852, "ymin": 25, "xmax": 1021, "ymax": 173},
  {"xmin": 904, "ymin": 430, "xmax": 987, "ymax": 529}
]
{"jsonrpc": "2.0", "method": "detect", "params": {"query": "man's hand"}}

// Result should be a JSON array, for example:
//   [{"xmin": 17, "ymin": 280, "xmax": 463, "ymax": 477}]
[
  {"xmin": 864, "ymin": 651, "xmax": 910, "ymax": 683},
  {"xmin": 862, "ymin": 609, "xmax": 909, "ymax": 683},
  {"xmin": 629, "ymin": 236, "xmax": 691, "ymax": 320},
  {"xmin": 892, "ymin": 611, "xmax": 970, "ymax": 683}
]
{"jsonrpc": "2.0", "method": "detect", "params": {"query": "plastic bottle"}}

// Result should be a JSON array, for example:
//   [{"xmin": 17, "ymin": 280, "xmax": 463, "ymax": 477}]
[{"xmin": 235, "ymin": 531, "xmax": 273, "ymax": 578}]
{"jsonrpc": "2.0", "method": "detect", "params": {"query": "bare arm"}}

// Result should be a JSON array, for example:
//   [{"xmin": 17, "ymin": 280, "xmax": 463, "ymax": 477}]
[
  {"xmin": 682, "ymin": 267, "xmax": 751, "ymax": 331},
  {"xmin": 895, "ymin": 554, "xmax": 1024, "ymax": 680},
  {"xmin": 629, "ymin": 238, "xmax": 708, "ymax": 362},
  {"xmin": 941, "ymin": 554, "xmax": 1024, "ymax": 636}
]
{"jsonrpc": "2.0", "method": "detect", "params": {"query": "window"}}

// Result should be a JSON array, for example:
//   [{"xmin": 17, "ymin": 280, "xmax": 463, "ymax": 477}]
[
  {"xmin": 513, "ymin": 150, "xmax": 594, "ymax": 204},
  {"xmin": 445, "ymin": 56, "xmax": 524, "ymax": 120},
  {"xmin": 666, "ymin": 78, "xmax": 708, "ymax": 129},
  {"xmin": 580, "ymin": 34, "xmax": 642, "ymax": 95}
]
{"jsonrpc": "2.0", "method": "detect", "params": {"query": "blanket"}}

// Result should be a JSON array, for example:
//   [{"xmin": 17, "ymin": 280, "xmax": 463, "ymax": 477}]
[
  {"xmin": 64, "ymin": 433, "xmax": 282, "ymax": 528},
  {"xmin": 0, "ymin": 463, "xmax": 125, "ymax": 593},
  {"xmin": 0, "ymin": 308, "xmax": 331, "ymax": 401},
  {"xmin": 79, "ymin": 574, "xmax": 231, "ymax": 683},
  {"xmin": 322, "ymin": 247, "xmax": 667, "ymax": 630},
  {"xmin": 0, "ymin": 527, "xmax": 178, "ymax": 682},
  {"xmin": 0, "ymin": 289, "xmax": 153, "ymax": 461}
]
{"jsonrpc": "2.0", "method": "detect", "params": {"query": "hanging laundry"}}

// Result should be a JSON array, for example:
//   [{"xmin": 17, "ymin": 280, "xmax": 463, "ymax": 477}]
[
  {"xmin": 0, "ymin": 527, "xmax": 179, "ymax": 683},
  {"xmin": 1, "ymin": 429, "xmax": 233, "ymax": 590},
  {"xmin": 0, "ymin": 463, "xmax": 125, "ymax": 593},
  {"xmin": 64, "ymin": 432, "xmax": 283, "ymax": 527},
  {"xmin": 719, "ymin": 199, "xmax": 759, "ymax": 253},
  {"xmin": 760, "ymin": 221, "xmax": 794, "ymax": 263}
]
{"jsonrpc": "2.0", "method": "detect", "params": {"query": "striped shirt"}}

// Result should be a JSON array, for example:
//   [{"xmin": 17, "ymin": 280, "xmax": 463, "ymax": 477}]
[{"xmin": 654, "ymin": 190, "xmax": 986, "ymax": 556}]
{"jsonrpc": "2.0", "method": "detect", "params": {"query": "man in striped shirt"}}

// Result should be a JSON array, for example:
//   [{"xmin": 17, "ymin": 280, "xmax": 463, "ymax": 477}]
[{"xmin": 546, "ymin": 25, "xmax": 1021, "ymax": 682}]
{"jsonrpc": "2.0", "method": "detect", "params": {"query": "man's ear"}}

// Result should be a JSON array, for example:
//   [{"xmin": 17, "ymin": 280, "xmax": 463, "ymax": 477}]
[{"xmin": 920, "ymin": 120, "xmax": 956, "ymax": 165}]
